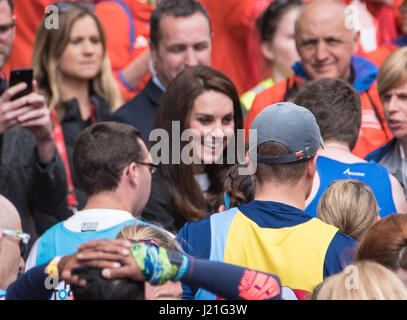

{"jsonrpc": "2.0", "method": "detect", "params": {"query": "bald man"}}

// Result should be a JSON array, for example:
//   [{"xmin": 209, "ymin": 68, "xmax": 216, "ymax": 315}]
[
  {"xmin": 0, "ymin": 195, "xmax": 27, "ymax": 298},
  {"xmin": 245, "ymin": 0, "xmax": 392, "ymax": 159}
]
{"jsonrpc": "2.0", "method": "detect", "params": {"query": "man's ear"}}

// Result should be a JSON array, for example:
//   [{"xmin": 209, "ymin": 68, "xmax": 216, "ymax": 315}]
[
  {"xmin": 307, "ymin": 155, "xmax": 318, "ymax": 178},
  {"xmin": 245, "ymin": 150, "xmax": 257, "ymax": 176},
  {"xmin": 124, "ymin": 162, "xmax": 138, "ymax": 186}
]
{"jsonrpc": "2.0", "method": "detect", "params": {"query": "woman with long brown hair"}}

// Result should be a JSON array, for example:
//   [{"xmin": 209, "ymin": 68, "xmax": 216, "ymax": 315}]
[{"xmin": 142, "ymin": 65, "xmax": 244, "ymax": 232}]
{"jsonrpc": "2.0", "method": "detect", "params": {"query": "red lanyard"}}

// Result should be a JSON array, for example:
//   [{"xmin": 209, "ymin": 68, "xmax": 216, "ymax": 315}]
[{"xmin": 51, "ymin": 102, "xmax": 96, "ymax": 210}]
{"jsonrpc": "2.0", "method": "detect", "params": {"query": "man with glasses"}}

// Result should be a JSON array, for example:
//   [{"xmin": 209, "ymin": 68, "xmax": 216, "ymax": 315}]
[
  {"xmin": 0, "ymin": 195, "xmax": 30, "ymax": 298},
  {"xmin": 25, "ymin": 122, "xmax": 164, "ymax": 300},
  {"xmin": 0, "ymin": 0, "xmax": 67, "ymax": 241}
]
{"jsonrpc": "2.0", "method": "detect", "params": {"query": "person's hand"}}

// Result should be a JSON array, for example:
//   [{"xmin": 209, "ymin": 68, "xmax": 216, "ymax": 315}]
[
  {"xmin": 0, "ymin": 82, "xmax": 38, "ymax": 134},
  {"xmin": 0, "ymin": 81, "xmax": 55, "ymax": 162},
  {"xmin": 57, "ymin": 239, "xmax": 144, "ymax": 286},
  {"xmin": 16, "ymin": 81, "xmax": 54, "ymax": 163}
]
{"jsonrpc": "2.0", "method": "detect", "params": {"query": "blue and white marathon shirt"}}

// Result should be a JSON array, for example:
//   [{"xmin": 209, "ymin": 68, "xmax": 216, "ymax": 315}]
[{"xmin": 24, "ymin": 208, "xmax": 174, "ymax": 300}]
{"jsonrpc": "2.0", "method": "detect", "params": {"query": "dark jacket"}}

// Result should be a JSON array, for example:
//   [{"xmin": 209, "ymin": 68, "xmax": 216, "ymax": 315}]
[
  {"xmin": 1, "ymin": 126, "xmax": 67, "ymax": 241},
  {"xmin": 110, "ymin": 78, "xmax": 164, "ymax": 144}
]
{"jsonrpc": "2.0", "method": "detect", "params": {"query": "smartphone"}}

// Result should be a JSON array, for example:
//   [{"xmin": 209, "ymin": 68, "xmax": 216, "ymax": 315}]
[{"xmin": 9, "ymin": 68, "xmax": 33, "ymax": 101}]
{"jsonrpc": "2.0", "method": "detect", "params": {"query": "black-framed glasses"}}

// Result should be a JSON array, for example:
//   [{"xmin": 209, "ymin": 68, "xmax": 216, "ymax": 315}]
[
  {"xmin": 2, "ymin": 230, "xmax": 31, "ymax": 256},
  {"xmin": 51, "ymin": 1, "xmax": 95, "ymax": 13},
  {"xmin": 0, "ymin": 21, "xmax": 15, "ymax": 35},
  {"xmin": 136, "ymin": 162, "xmax": 159, "ymax": 174}
]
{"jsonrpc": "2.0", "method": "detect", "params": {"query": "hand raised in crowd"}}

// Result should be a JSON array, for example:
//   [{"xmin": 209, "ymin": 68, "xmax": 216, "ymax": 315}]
[{"xmin": 0, "ymin": 81, "xmax": 54, "ymax": 162}]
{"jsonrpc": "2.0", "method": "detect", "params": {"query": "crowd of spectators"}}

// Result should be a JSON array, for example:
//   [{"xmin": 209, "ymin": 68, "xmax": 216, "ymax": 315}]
[{"xmin": 2, "ymin": 0, "xmax": 407, "ymax": 301}]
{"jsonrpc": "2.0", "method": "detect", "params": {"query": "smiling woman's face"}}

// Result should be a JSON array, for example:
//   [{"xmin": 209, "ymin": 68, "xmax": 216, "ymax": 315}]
[{"xmin": 187, "ymin": 90, "xmax": 235, "ymax": 165}]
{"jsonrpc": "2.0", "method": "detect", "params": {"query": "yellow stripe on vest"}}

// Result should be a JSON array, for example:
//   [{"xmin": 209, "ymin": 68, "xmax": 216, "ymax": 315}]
[{"xmin": 223, "ymin": 211, "xmax": 339, "ymax": 292}]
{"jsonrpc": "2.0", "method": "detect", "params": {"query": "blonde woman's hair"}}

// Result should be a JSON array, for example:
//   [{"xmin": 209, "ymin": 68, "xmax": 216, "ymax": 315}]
[
  {"xmin": 317, "ymin": 179, "xmax": 379, "ymax": 241},
  {"xmin": 313, "ymin": 260, "xmax": 407, "ymax": 300},
  {"xmin": 377, "ymin": 46, "xmax": 407, "ymax": 98},
  {"xmin": 32, "ymin": 5, "xmax": 122, "ymax": 121},
  {"xmin": 116, "ymin": 224, "xmax": 181, "ymax": 251}
]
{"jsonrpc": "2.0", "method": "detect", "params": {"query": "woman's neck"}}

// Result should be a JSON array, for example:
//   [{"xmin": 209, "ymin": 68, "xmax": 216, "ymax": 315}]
[
  {"xmin": 61, "ymin": 77, "xmax": 91, "ymax": 121},
  {"xmin": 271, "ymin": 63, "xmax": 294, "ymax": 83},
  {"xmin": 271, "ymin": 69, "xmax": 288, "ymax": 84}
]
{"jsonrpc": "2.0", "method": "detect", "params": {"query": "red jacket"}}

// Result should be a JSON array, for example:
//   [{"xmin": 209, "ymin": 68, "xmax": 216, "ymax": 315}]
[
  {"xmin": 95, "ymin": 0, "xmax": 153, "ymax": 102},
  {"xmin": 199, "ymin": 0, "xmax": 256, "ymax": 95}
]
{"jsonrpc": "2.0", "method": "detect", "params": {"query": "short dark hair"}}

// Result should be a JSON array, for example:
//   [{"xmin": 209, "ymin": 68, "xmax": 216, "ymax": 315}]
[
  {"xmin": 292, "ymin": 78, "xmax": 361, "ymax": 150},
  {"xmin": 255, "ymin": 141, "xmax": 310, "ymax": 184},
  {"xmin": 257, "ymin": 0, "xmax": 303, "ymax": 42},
  {"xmin": 150, "ymin": 0, "xmax": 211, "ymax": 49},
  {"xmin": 73, "ymin": 122, "xmax": 145, "ymax": 197},
  {"xmin": 71, "ymin": 267, "xmax": 145, "ymax": 300}
]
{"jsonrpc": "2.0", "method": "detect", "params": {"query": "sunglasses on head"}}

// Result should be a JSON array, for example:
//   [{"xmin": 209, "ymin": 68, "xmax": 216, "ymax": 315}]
[{"xmin": 2, "ymin": 230, "xmax": 31, "ymax": 257}]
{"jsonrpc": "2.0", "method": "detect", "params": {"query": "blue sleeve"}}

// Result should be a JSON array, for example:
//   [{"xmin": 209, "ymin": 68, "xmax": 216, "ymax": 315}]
[
  {"xmin": 182, "ymin": 258, "xmax": 282, "ymax": 300},
  {"xmin": 177, "ymin": 218, "xmax": 211, "ymax": 300},
  {"xmin": 323, "ymin": 232, "xmax": 358, "ymax": 278},
  {"xmin": 6, "ymin": 263, "xmax": 54, "ymax": 300}
]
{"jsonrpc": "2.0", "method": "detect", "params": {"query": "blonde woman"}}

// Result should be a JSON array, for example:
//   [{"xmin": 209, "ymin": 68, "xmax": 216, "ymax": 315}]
[
  {"xmin": 317, "ymin": 180, "xmax": 380, "ymax": 241},
  {"xmin": 313, "ymin": 260, "xmax": 407, "ymax": 300},
  {"xmin": 32, "ymin": 4, "xmax": 122, "ymax": 214}
]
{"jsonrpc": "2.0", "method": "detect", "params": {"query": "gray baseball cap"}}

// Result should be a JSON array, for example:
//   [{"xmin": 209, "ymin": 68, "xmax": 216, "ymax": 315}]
[{"xmin": 249, "ymin": 102, "xmax": 324, "ymax": 164}]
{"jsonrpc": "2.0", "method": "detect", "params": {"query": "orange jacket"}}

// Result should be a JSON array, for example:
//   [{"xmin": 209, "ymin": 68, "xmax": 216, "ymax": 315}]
[
  {"xmin": 363, "ymin": 43, "xmax": 399, "ymax": 68},
  {"xmin": 95, "ymin": 0, "xmax": 153, "ymax": 102},
  {"xmin": 245, "ymin": 56, "xmax": 393, "ymax": 159}
]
